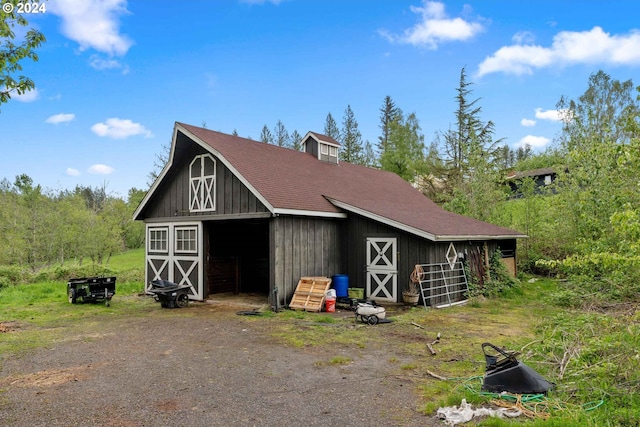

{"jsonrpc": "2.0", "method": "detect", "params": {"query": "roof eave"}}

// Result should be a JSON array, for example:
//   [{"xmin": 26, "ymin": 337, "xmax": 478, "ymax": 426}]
[
  {"xmin": 327, "ymin": 197, "xmax": 527, "ymax": 242},
  {"xmin": 326, "ymin": 198, "xmax": 438, "ymax": 241}
]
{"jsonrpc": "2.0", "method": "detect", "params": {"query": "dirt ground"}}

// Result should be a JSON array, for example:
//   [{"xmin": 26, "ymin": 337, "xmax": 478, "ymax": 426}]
[{"xmin": 0, "ymin": 298, "xmax": 444, "ymax": 427}]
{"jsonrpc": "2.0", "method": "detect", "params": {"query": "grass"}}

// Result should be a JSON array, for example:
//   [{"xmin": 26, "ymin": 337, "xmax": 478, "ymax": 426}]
[{"xmin": 1, "ymin": 250, "xmax": 638, "ymax": 426}]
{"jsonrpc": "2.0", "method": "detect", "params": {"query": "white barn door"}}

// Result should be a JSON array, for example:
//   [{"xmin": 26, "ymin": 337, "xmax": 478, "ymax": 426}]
[
  {"xmin": 145, "ymin": 222, "xmax": 204, "ymax": 300},
  {"xmin": 366, "ymin": 237, "xmax": 397, "ymax": 302}
]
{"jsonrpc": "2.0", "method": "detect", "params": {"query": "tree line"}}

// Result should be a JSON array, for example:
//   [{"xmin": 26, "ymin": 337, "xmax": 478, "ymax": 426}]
[{"xmin": 0, "ymin": 176, "xmax": 145, "ymax": 270}]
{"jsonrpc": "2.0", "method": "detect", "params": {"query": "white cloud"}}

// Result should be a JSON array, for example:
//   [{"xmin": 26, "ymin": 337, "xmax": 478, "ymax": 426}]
[
  {"xmin": 46, "ymin": 113, "xmax": 76, "ymax": 124},
  {"xmin": 380, "ymin": 0, "xmax": 484, "ymax": 49},
  {"xmin": 517, "ymin": 135, "xmax": 551, "ymax": 149},
  {"xmin": 49, "ymin": 0, "xmax": 133, "ymax": 56},
  {"xmin": 88, "ymin": 164, "xmax": 115, "ymax": 175},
  {"xmin": 521, "ymin": 118, "xmax": 536, "ymax": 127},
  {"xmin": 91, "ymin": 118, "xmax": 153, "ymax": 139},
  {"xmin": 66, "ymin": 168, "xmax": 80, "ymax": 176},
  {"xmin": 13, "ymin": 88, "xmax": 40, "ymax": 102},
  {"xmin": 89, "ymin": 55, "xmax": 122, "ymax": 70},
  {"xmin": 535, "ymin": 108, "xmax": 564, "ymax": 122},
  {"xmin": 478, "ymin": 26, "xmax": 640, "ymax": 77}
]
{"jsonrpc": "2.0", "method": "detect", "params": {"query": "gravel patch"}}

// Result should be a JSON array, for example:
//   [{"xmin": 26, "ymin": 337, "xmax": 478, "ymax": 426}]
[{"xmin": 0, "ymin": 302, "xmax": 442, "ymax": 427}]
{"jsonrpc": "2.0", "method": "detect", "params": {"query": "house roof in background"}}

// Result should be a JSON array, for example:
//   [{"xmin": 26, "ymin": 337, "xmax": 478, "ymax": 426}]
[
  {"xmin": 138, "ymin": 122, "xmax": 526, "ymax": 241},
  {"xmin": 506, "ymin": 167, "xmax": 557, "ymax": 180}
]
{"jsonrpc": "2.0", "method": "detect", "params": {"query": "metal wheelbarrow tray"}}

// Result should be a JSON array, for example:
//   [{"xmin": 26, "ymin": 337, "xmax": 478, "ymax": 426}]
[
  {"xmin": 481, "ymin": 342, "xmax": 554, "ymax": 394},
  {"xmin": 149, "ymin": 280, "xmax": 190, "ymax": 308},
  {"xmin": 67, "ymin": 277, "xmax": 117, "ymax": 306}
]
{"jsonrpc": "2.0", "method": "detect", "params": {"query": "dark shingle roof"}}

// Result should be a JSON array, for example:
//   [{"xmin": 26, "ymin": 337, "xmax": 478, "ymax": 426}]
[{"xmin": 170, "ymin": 123, "xmax": 525, "ymax": 240}]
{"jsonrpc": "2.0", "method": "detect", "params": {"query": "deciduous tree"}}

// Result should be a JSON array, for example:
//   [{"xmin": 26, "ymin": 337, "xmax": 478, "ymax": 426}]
[{"xmin": 0, "ymin": 1, "xmax": 46, "ymax": 107}]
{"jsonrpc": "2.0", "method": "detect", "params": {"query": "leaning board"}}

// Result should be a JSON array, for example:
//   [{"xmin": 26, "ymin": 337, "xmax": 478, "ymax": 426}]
[{"xmin": 289, "ymin": 277, "xmax": 332, "ymax": 312}]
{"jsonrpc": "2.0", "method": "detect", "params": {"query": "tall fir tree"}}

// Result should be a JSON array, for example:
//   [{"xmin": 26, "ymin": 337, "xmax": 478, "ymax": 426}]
[
  {"xmin": 273, "ymin": 120, "xmax": 290, "ymax": 147},
  {"xmin": 340, "ymin": 105, "xmax": 364, "ymax": 164},
  {"xmin": 259, "ymin": 124, "xmax": 274, "ymax": 144},
  {"xmin": 323, "ymin": 112, "xmax": 340, "ymax": 141},
  {"xmin": 290, "ymin": 130, "xmax": 303, "ymax": 151},
  {"xmin": 378, "ymin": 95, "xmax": 401, "ymax": 154}
]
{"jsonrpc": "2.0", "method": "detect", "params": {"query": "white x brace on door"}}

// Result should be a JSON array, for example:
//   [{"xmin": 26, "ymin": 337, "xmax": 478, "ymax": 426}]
[
  {"xmin": 366, "ymin": 237, "xmax": 397, "ymax": 302},
  {"xmin": 145, "ymin": 222, "xmax": 203, "ymax": 300}
]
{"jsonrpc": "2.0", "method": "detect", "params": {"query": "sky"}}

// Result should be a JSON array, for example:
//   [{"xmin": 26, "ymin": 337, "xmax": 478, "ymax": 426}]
[{"xmin": 2, "ymin": 0, "xmax": 640, "ymax": 200}]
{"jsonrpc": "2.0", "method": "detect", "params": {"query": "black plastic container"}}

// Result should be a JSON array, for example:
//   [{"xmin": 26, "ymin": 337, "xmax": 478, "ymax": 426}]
[{"xmin": 481, "ymin": 342, "xmax": 554, "ymax": 394}]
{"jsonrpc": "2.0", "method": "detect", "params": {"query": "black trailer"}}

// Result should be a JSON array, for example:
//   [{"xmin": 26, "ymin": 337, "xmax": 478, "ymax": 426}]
[
  {"xmin": 67, "ymin": 276, "xmax": 116, "ymax": 306},
  {"xmin": 148, "ymin": 280, "xmax": 190, "ymax": 308}
]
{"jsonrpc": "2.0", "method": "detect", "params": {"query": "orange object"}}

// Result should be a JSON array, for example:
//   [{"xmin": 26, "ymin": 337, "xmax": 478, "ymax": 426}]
[{"xmin": 325, "ymin": 297, "xmax": 336, "ymax": 313}]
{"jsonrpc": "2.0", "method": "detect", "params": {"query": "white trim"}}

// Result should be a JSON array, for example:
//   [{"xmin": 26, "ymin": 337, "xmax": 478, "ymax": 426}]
[
  {"xmin": 174, "ymin": 225, "xmax": 198, "ymax": 254},
  {"xmin": 147, "ymin": 226, "xmax": 169, "ymax": 254},
  {"xmin": 189, "ymin": 154, "xmax": 216, "ymax": 213},
  {"xmin": 272, "ymin": 208, "xmax": 347, "ymax": 218},
  {"xmin": 326, "ymin": 197, "xmax": 527, "ymax": 241},
  {"xmin": 327, "ymin": 198, "xmax": 437, "ymax": 241}
]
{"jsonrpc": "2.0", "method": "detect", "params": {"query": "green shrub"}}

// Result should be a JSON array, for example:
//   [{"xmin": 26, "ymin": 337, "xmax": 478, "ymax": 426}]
[{"xmin": 0, "ymin": 265, "xmax": 32, "ymax": 286}]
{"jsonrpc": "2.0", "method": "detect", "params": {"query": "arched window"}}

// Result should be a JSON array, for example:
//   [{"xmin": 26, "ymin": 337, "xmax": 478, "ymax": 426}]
[{"xmin": 189, "ymin": 154, "xmax": 216, "ymax": 212}]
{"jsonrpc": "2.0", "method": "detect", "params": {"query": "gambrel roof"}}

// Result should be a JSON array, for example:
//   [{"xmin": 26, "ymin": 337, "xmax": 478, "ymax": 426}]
[{"xmin": 135, "ymin": 122, "xmax": 526, "ymax": 241}]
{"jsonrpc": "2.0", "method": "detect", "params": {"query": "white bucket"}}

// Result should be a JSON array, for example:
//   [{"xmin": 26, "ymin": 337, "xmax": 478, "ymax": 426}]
[{"xmin": 326, "ymin": 289, "xmax": 336, "ymax": 298}]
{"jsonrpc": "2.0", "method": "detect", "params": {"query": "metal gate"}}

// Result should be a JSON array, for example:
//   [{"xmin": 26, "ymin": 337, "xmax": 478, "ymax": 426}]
[
  {"xmin": 416, "ymin": 261, "xmax": 469, "ymax": 308},
  {"xmin": 366, "ymin": 237, "xmax": 397, "ymax": 302}
]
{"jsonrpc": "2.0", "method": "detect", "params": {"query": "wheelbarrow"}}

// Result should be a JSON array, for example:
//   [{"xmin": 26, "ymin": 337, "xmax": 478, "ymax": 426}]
[
  {"xmin": 148, "ymin": 280, "xmax": 190, "ymax": 308},
  {"xmin": 354, "ymin": 301, "xmax": 386, "ymax": 325},
  {"xmin": 481, "ymin": 342, "xmax": 554, "ymax": 394},
  {"xmin": 67, "ymin": 276, "xmax": 116, "ymax": 306}
]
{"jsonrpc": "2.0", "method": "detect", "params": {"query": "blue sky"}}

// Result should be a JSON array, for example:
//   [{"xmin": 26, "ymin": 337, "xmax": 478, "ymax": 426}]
[{"xmin": 2, "ymin": 0, "xmax": 640, "ymax": 200}]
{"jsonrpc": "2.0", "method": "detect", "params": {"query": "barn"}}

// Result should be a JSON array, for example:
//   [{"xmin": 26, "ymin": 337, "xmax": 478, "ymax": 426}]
[{"xmin": 133, "ymin": 122, "xmax": 526, "ymax": 308}]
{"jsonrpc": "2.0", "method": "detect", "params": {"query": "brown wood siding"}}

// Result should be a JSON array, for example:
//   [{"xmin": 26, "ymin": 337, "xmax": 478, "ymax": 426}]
[
  {"xmin": 344, "ymin": 213, "xmax": 516, "ymax": 304},
  {"xmin": 140, "ymin": 132, "xmax": 269, "ymax": 220},
  {"xmin": 271, "ymin": 215, "xmax": 344, "ymax": 307}
]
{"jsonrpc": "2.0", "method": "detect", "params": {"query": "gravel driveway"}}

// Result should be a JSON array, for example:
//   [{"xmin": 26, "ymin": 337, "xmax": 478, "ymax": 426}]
[{"xmin": 0, "ymin": 301, "xmax": 442, "ymax": 427}]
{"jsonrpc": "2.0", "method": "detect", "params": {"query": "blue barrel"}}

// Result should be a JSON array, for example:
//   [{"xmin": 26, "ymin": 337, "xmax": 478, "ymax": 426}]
[{"xmin": 332, "ymin": 274, "xmax": 349, "ymax": 298}]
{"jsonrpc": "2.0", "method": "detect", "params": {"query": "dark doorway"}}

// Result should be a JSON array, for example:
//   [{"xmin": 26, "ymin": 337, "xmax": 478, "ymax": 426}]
[{"xmin": 207, "ymin": 219, "xmax": 269, "ymax": 295}]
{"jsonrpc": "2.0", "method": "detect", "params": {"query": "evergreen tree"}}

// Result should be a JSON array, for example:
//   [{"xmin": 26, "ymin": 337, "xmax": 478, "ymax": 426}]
[
  {"xmin": 232, "ymin": 129, "xmax": 238, "ymax": 136},
  {"xmin": 273, "ymin": 120, "xmax": 290, "ymax": 147},
  {"xmin": 259, "ymin": 124, "xmax": 274, "ymax": 144},
  {"xmin": 379, "ymin": 112, "xmax": 425, "ymax": 181},
  {"xmin": 516, "ymin": 144, "xmax": 532, "ymax": 163},
  {"xmin": 340, "ymin": 105, "xmax": 364, "ymax": 164},
  {"xmin": 443, "ymin": 67, "xmax": 500, "ymax": 179},
  {"xmin": 362, "ymin": 140, "xmax": 378, "ymax": 168},
  {"xmin": 290, "ymin": 130, "xmax": 303, "ymax": 151},
  {"xmin": 323, "ymin": 112, "xmax": 340, "ymax": 141},
  {"xmin": 438, "ymin": 67, "xmax": 504, "ymax": 220},
  {"xmin": 378, "ymin": 95, "xmax": 401, "ymax": 154}
]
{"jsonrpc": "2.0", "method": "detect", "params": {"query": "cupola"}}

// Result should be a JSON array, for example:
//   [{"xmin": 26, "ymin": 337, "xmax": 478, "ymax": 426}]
[{"xmin": 301, "ymin": 132, "xmax": 340, "ymax": 164}]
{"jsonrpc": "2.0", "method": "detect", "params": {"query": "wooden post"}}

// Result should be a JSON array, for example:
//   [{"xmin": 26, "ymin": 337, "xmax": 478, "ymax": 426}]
[{"xmin": 484, "ymin": 242, "xmax": 490, "ymax": 281}]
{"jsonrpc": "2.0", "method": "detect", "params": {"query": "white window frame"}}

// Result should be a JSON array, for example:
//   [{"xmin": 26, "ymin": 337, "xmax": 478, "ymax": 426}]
[
  {"xmin": 189, "ymin": 154, "xmax": 216, "ymax": 213},
  {"xmin": 329, "ymin": 146, "xmax": 338, "ymax": 157},
  {"xmin": 175, "ymin": 226, "xmax": 198, "ymax": 254},
  {"xmin": 320, "ymin": 143, "xmax": 328, "ymax": 155},
  {"xmin": 148, "ymin": 226, "xmax": 169, "ymax": 253}
]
